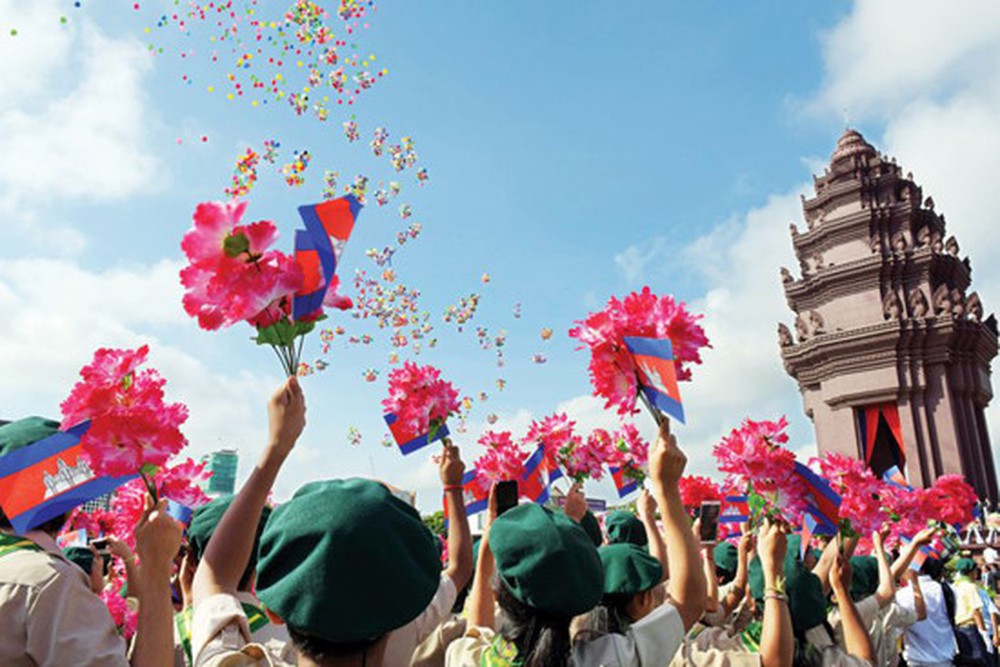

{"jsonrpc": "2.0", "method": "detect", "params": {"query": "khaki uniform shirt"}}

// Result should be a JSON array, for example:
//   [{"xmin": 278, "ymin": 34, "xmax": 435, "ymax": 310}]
[
  {"xmin": 0, "ymin": 530, "xmax": 128, "ymax": 667},
  {"xmin": 191, "ymin": 593, "xmax": 296, "ymax": 667},
  {"xmin": 668, "ymin": 626, "xmax": 761, "ymax": 667},
  {"xmin": 572, "ymin": 601, "xmax": 686, "ymax": 666},
  {"xmin": 802, "ymin": 624, "xmax": 875, "ymax": 667},
  {"xmin": 174, "ymin": 591, "xmax": 292, "ymax": 666},
  {"xmin": 384, "ymin": 574, "xmax": 457, "ymax": 666},
  {"xmin": 411, "ymin": 615, "xmax": 467, "ymax": 667},
  {"xmin": 828, "ymin": 595, "xmax": 882, "ymax": 657},
  {"xmin": 879, "ymin": 601, "xmax": 918, "ymax": 667}
]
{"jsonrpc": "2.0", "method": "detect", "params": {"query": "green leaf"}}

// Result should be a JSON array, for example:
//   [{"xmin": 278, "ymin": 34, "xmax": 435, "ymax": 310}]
[
  {"xmin": 223, "ymin": 231, "xmax": 250, "ymax": 258},
  {"xmin": 254, "ymin": 320, "xmax": 296, "ymax": 347},
  {"xmin": 139, "ymin": 462, "xmax": 159, "ymax": 477}
]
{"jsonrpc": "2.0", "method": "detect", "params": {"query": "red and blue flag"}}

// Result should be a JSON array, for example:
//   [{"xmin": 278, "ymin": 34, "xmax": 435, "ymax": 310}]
[
  {"xmin": 608, "ymin": 466, "xmax": 639, "ymax": 498},
  {"xmin": 520, "ymin": 446, "xmax": 551, "ymax": 504},
  {"xmin": 720, "ymin": 495, "xmax": 750, "ymax": 524},
  {"xmin": 623, "ymin": 336, "xmax": 685, "ymax": 423},
  {"xmin": 293, "ymin": 195, "xmax": 362, "ymax": 321},
  {"xmin": 383, "ymin": 412, "xmax": 449, "ymax": 456},
  {"xmin": 793, "ymin": 461, "xmax": 842, "ymax": 527},
  {"xmin": 0, "ymin": 421, "xmax": 136, "ymax": 534},
  {"xmin": 882, "ymin": 465, "xmax": 911, "ymax": 490}
]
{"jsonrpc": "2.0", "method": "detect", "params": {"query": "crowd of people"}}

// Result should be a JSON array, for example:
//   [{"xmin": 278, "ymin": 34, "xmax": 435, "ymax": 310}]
[{"xmin": 2, "ymin": 376, "xmax": 999, "ymax": 667}]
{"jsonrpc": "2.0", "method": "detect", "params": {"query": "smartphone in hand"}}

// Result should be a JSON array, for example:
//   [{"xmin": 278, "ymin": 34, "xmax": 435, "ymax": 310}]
[
  {"xmin": 496, "ymin": 480, "xmax": 519, "ymax": 516},
  {"xmin": 699, "ymin": 501, "xmax": 721, "ymax": 544}
]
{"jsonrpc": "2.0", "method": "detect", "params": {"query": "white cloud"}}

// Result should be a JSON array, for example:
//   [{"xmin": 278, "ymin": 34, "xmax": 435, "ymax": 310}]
[
  {"xmin": 0, "ymin": 10, "xmax": 163, "ymax": 219},
  {"xmin": 613, "ymin": 238, "xmax": 670, "ymax": 285}
]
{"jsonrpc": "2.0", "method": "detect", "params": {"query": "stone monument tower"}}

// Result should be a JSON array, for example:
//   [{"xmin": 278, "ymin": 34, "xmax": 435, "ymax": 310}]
[{"xmin": 778, "ymin": 129, "xmax": 999, "ymax": 501}]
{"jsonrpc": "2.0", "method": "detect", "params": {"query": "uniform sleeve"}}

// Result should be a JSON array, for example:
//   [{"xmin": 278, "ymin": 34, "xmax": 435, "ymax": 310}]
[
  {"xmin": 445, "ymin": 626, "xmax": 496, "ymax": 667},
  {"xmin": 26, "ymin": 566, "xmax": 128, "ymax": 667},
  {"xmin": 191, "ymin": 593, "xmax": 267, "ymax": 667},
  {"xmin": 629, "ymin": 601, "xmax": 686, "ymax": 665},
  {"xmin": 410, "ymin": 574, "xmax": 458, "ymax": 645},
  {"xmin": 855, "ymin": 596, "xmax": 881, "ymax": 631}
]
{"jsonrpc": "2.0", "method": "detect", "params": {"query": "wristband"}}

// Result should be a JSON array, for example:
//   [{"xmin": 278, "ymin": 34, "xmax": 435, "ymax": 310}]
[
  {"xmin": 765, "ymin": 577, "xmax": 786, "ymax": 596},
  {"xmin": 443, "ymin": 485, "xmax": 463, "ymax": 493},
  {"xmin": 764, "ymin": 592, "xmax": 788, "ymax": 603}
]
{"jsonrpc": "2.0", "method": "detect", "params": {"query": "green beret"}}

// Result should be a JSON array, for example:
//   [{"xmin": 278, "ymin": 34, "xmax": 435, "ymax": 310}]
[
  {"xmin": 605, "ymin": 510, "xmax": 647, "ymax": 547},
  {"xmin": 579, "ymin": 510, "xmax": 603, "ymax": 547},
  {"xmin": 63, "ymin": 546, "xmax": 95, "ymax": 575},
  {"xmin": 188, "ymin": 496, "xmax": 272, "ymax": 584},
  {"xmin": 749, "ymin": 551, "xmax": 826, "ymax": 633},
  {"xmin": 257, "ymin": 479, "xmax": 439, "ymax": 642},
  {"xmin": 599, "ymin": 543, "xmax": 662, "ymax": 596},
  {"xmin": 714, "ymin": 542, "xmax": 738, "ymax": 580},
  {"xmin": 849, "ymin": 556, "xmax": 879, "ymax": 601},
  {"xmin": 0, "ymin": 417, "xmax": 60, "ymax": 456},
  {"xmin": 956, "ymin": 557, "xmax": 978, "ymax": 574},
  {"xmin": 491, "ymin": 504, "xmax": 603, "ymax": 616}
]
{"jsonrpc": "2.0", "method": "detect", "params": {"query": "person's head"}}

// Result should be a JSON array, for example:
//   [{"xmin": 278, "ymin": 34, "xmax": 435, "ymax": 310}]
[
  {"xmin": 187, "ymin": 495, "xmax": 272, "ymax": 592},
  {"xmin": 0, "ymin": 417, "xmax": 70, "ymax": 535},
  {"xmin": 604, "ymin": 510, "xmax": 647, "ymax": 547},
  {"xmin": 256, "ymin": 478, "xmax": 439, "ymax": 665},
  {"xmin": 922, "ymin": 557, "xmax": 945, "ymax": 580},
  {"xmin": 956, "ymin": 557, "xmax": 978, "ymax": 579},
  {"xmin": 849, "ymin": 556, "xmax": 879, "ymax": 602},
  {"xmin": 714, "ymin": 541, "xmax": 738, "ymax": 584},
  {"xmin": 489, "ymin": 503, "xmax": 603, "ymax": 667},
  {"xmin": 595, "ymin": 543, "xmax": 663, "ymax": 633}
]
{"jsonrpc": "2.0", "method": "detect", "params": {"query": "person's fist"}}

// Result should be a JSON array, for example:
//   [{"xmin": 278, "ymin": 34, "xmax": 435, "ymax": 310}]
[
  {"xmin": 636, "ymin": 489, "xmax": 657, "ymax": 521},
  {"xmin": 564, "ymin": 483, "xmax": 587, "ymax": 522},
  {"xmin": 758, "ymin": 520, "xmax": 787, "ymax": 576},
  {"xmin": 439, "ymin": 441, "xmax": 465, "ymax": 487},
  {"xmin": 268, "ymin": 376, "xmax": 306, "ymax": 457},
  {"xmin": 135, "ymin": 499, "xmax": 183, "ymax": 573},
  {"xmin": 649, "ymin": 419, "xmax": 686, "ymax": 488}
]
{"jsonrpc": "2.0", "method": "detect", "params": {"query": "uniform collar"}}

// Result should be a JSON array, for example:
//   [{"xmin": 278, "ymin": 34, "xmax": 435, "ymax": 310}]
[{"xmin": 22, "ymin": 529, "xmax": 61, "ymax": 555}]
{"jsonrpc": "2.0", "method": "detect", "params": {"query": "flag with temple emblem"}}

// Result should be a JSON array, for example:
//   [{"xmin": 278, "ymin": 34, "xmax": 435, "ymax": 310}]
[
  {"xmin": 293, "ymin": 195, "xmax": 362, "ymax": 321},
  {"xmin": 623, "ymin": 336, "xmax": 685, "ymax": 423},
  {"xmin": 0, "ymin": 421, "xmax": 137, "ymax": 533},
  {"xmin": 720, "ymin": 495, "xmax": 750, "ymax": 524},
  {"xmin": 383, "ymin": 412, "xmax": 450, "ymax": 455},
  {"xmin": 609, "ymin": 465, "xmax": 640, "ymax": 498},
  {"xmin": 520, "ymin": 446, "xmax": 551, "ymax": 504}
]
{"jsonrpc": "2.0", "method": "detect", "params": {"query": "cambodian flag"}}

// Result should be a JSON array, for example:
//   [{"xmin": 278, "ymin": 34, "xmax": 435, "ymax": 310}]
[
  {"xmin": 460, "ymin": 469, "xmax": 489, "ymax": 516},
  {"xmin": 882, "ymin": 465, "xmax": 911, "ymax": 490},
  {"xmin": 55, "ymin": 528, "xmax": 88, "ymax": 550},
  {"xmin": 383, "ymin": 412, "xmax": 449, "ymax": 455},
  {"xmin": 901, "ymin": 535, "xmax": 938, "ymax": 572},
  {"xmin": 0, "ymin": 421, "xmax": 136, "ymax": 533},
  {"xmin": 609, "ymin": 466, "xmax": 639, "ymax": 498},
  {"xmin": 293, "ymin": 195, "xmax": 362, "ymax": 321},
  {"xmin": 720, "ymin": 495, "xmax": 750, "ymax": 524},
  {"xmin": 622, "ymin": 336, "xmax": 685, "ymax": 423},
  {"xmin": 520, "ymin": 446, "xmax": 551, "ymax": 504},
  {"xmin": 793, "ymin": 462, "xmax": 842, "ymax": 527}
]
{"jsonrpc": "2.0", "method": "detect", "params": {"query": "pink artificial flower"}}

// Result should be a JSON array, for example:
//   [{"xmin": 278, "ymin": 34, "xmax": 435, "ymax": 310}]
[
  {"xmin": 180, "ymin": 201, "xmax": 304, "ymax": 331},
  {"xmin": 569, "ymin": 288, "xmax": 710, "ymax": 415},
  {"xmin": 157, "ymin": 458, "xmax": 213, "ymax": 509},
  {"xmin": 474, "ymin": 431, "xmax": 526, "ymax": 484},
  {"xmin": 524, "ymin": 413, "xmax": 578, "ymax": 475},
  {"xmin": 814, "ymin": 452, "xmax": 886, "ymax": 537},
  {"xmin": 559, "ymin": 429, "xmax": 613, "ymax": 483},
  {"xmin": 60, "ymin": 346, "xmax": 189, "ymax": 479},
  {"xmin": 924, "ymin": 474, "xmax": 978, "ymax": 526},
  {"xmin": 111, "ymin": 479, "xmax": 148, "ymax": 550},
  {"xmin": 65, "ymin": 506, "xmax": 118, "ymax": 540},
  {"xmin": 100, "ymin": 585, "xmax": 137, "ymax": 639},
  {"xmin": 610, "ymin": 423, "xmax": 649, "ymax": 470},
  {"xmin": 382, "ymin": 362, "xmax": 460, "ymax": 435},
  {"xmin": 678, "ymin": 475, "xmax": 723, "ymax": 510},
  {"xmin": 323, "ymin": 275, "xmax": 353, "ymax": 310}
]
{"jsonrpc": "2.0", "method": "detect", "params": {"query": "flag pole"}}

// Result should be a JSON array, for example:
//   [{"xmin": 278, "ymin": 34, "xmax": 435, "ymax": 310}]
[{"xmin": 636, "ymin": 387, "xmax": 664, "ymax": 426}]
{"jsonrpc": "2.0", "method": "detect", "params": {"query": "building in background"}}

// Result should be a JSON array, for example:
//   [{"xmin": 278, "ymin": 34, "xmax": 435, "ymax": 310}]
[
  {"xmin": 779, "ymin": 129, "xmax": 998, "ymax": 501},
  {"xmin": 201, "ymin": 449, "xmax": 239, "ymax": 497}
]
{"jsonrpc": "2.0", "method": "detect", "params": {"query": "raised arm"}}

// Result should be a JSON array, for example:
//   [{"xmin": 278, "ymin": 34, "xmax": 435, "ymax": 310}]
[
  {"xmin": 891, "ymin": 527, "xmax": 937, "ymax": 583},
  {"xmin": 701, "ymin": 538, "xmax": 720, "ymax": 614},
  {"xmin": 830, "ymin": 551, "xmax": 875, "ymax": 663},
  {"xmin": 192, "ymin": 377, "xmax": 305, "ymax": 605},
  {"xmin": 650, "ymin": 419, "xmax": 706, "ymax": 629},
  {"xmin": 758, "ymin": 521, "xmax": 793, "ymax": 667},
  {"xmin": 637, "ymin": 489, "xmax": 668, "ymax": 581},
  {"xmin": 467, "ymin": 485, "xmax": 497, "ymax": 630},
  {"xmin": 441, "ymin": 441, "xmax": 473, "ymax": 592},
  {"xmin": 721, "ymin": 532, "xmax": 752, "ymax": 616},
  {"xmin": 873, "ymin": 528, "xmax": 896, "ymax": 609},
  {"xmin": 130, "ymin": 499, "xmax": 184, "ymax": 667}
]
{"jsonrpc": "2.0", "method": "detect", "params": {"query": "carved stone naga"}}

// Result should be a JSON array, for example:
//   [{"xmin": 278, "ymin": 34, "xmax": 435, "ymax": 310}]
[
  {"xmin": 951, "ymin": 288, "xmax": 966, "ymax": 318},
  {"xmin": 778, "ymin": 323, "xmax": 794, "ymax": 348},
  {"xmin": 795, "ymin": 313, "xmax": 810, "ymax": 342},
  {"xmin": 908, "ymin": 289, "xmax": 929, "ymax": 319},
  {"xmin": 883, "ymin": 291, "xmax": 902, "ymax": 320},
  {"xmin": 891, "ymin": 231, "xmax": 908, "ymax": 253},
  {"xmin": 809, "ymin": 310, "xmax": 826, "ymax": 335},
  {"xmin": 945, "ymin": 236, "xmax": 960, "ymax": 258},
  {"xmin": 932, "ymin": 284, "xmax": 952, "ymax": 316},
  {"xmin": 967, "ymin": 292, "xmax": 984, "ymax": 323},
  {"xmin": 780, "ymin": 267, "xmax": 794, "ymax": 285},
  {"xmin": 915, "ymin": 226, "xmax": 930, "ymax": 248}
]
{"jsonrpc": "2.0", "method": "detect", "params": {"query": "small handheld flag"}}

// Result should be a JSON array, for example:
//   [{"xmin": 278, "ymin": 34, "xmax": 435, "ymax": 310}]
[
  {"xmin": 0, "ymin": 421, "xmax": 137, "ymax": 533},
  {"xmin": 293, "ymin": 195, "xmax": 362, "ymax": 321},
  {"xmin": 793, "ymin": 462, "xmax": 842, "ymax": 527},
  {"xmin": 882, "ymin": 465, "xmax": 911, "ymax": 490},
  {"xmin": 609, "ymin": 466, "xmax": 639, "ymax": 498},
  {"xmin": 56, "ymin": 528, "xmax": 88, "ymax": 550},
  {"xmin": 623, "ymin": 336, "xmax": 685, "ymax": 424},
  {"xmin": 720, "ymin": 495, "xmax": 750, "ymax": 524},
  {"xmin": 520, "ymin": 446, "xmax": 552, "ymax": 504},
  {"xmin": 383, "ymin": 412, "xmax": 450, "ymax": 456},
  {"xmin": 166, "ymin": 499, "xmax": 195, "ymax": 526}
]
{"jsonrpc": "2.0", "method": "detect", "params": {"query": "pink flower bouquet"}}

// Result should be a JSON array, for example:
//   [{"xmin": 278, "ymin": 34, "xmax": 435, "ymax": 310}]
[{"xmin": 381, "ymin": 362, "xmax": 460, "ymax": 439}]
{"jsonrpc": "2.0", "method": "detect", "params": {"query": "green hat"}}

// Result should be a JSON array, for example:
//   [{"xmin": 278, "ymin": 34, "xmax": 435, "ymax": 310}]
[
  {"xmin": 63, "ymin": 546, "xmax": 95, "ymax": 575},
  {"xmin": 256, "ymin": 478, "xmax": 439, "ymax": 642},
  {"xmin": 188, "ymin": 496, "xmax": 272, "ymax": 585},
  {"xmin": 849, "ymin": 556, "xmax": 879, "ymax": 601},
  {"xmin": 714, "ymin": 542, "xmax": 738, "ymax": 580},
  {"xmin": 956, "ymin": 557, "xmax": 977, "ymax": 574},
  {"xmin": 599, "ymin": 543, "xmax": 662, "ymax": 596},
  {"xmin": 490, "ymin": 503, "xmax": 603, "ymax": 616},
  {"xmin": 579, "ymin": 510, "xmax": 603, "ymax": 547},
  {"xmin": 749, "ymin": 551, "xmax": 826, "ymax": 633},
  {"xmin": 605, "ymin": 510, "xmax": 647, "ymax": 547},
  {"xmin": 0, "ymin": 417, "xmax": 59, "ymax": 456}
]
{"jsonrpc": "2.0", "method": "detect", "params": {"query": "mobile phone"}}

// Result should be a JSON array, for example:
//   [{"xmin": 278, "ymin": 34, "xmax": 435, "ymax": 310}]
[
  {"xmin": 90, "ymin": 537, "xmax": 109, "ymax": 552},
  {"xmin": 496, "ymin": 480, "xmax": 519, "ymax": 516},
  {"xmin": 699, "ymin": 501, "xmax": 721, "ymax": 544}
]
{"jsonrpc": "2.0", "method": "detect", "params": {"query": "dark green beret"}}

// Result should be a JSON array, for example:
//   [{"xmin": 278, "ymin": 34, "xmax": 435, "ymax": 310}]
[
  {"xmin": 579, "ymin": 510, "xmax": 603, "ymax": 547},
  {"xmin": 849, "ymin": 556, "xmax": 879, "ymax": 601},
  {"xmin": 256, "ymin": 479, "xmax": 439, "ymax": 642},
  {"xmin": 749, "ymin": 550, "xmax": 826, "ymax": 633},
  {"xmin": 490, "ymin": 503, "xmax": 603, "ymax": 616},
  {"xmin": 714, "ymin": 542, "xmax": 738, "ymax": 579},
  {"xmin": 956, "ymin": 557, "xmax": 977, "ymax": 574},
  {"xmin": 188, "ymin": 496, "xmax": 272, "ymax": 583},
  {"xmin": 63, "ymin": 546, "xmax": 95, "ymax": 575},
  {"xmin": 599, "ymin": 543, "xmax": 662, "ymax": 596},
  {"xmin": 0, "ymin": 417, "xmax": 59, "ymax": 456},
  {"xmin": 605, "ymin": 510, "xmax": 647, "ymax": 547}
]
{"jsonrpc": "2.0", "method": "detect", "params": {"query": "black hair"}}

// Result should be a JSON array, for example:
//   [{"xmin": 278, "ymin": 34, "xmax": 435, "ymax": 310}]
[
  {"xmin": 495, "ymin": 579, "xmax": 573, "ymax": 667},
  {"xmin": 716, "ymin": 565, "xmax": 736, "ymax": 585},
  {"xmin": 0, "ymin": 510, "xmax": 67, "ymax": 536},
  {"xmin": 287, "ymin": 624, "xmax": 382, "ymax": 665},
  {"xmin": 922, "ymin": 557, "xmax": 945, "ymax": 580}
]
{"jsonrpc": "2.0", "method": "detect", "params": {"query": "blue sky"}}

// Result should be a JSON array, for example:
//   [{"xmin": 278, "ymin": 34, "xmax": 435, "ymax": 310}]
[{"xmin": 3, "ymin": 1, "xmax": 999, "ymax": 511}]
